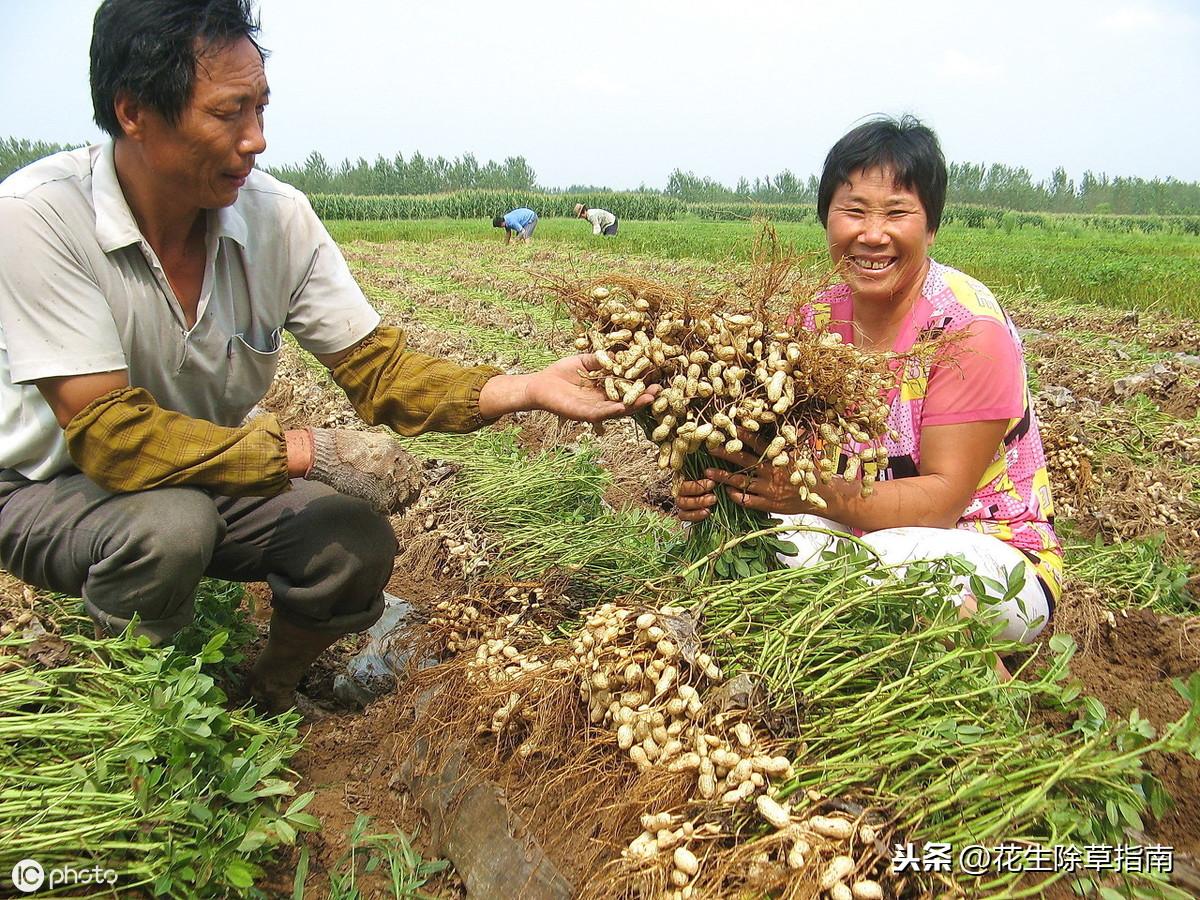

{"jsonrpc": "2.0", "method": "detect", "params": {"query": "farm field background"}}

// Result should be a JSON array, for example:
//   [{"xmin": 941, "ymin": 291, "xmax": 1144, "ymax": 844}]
[
  {"xmin": 327, "ymin": 216, "xmax": 1200, "ymax": 318},
  {"xmin": 3, "ymin": 213, "xmax": 1200, "ymax": 897}
]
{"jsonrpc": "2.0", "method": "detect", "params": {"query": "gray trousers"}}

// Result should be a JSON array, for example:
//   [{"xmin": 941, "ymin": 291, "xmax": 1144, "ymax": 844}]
[{"xmin": 0, "ymin": 470, "xmax": 397, "ymax": 645}]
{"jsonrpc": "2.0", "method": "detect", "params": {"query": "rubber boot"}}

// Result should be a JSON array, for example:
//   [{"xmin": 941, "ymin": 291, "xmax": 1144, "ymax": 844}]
[{"xmin": 249, "ymin": 613, "xmax": 342, "ymax": 716}]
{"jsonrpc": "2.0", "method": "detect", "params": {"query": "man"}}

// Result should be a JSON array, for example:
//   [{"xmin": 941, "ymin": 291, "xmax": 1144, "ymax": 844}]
[
  {"xmin": 0, "ymin": 0, "xmax": 653, "ymax": 715},
  {"xmin": 573, "ymin": 203, "xmax": 619, "ymax": 237},
  {"xmin": 492, "ymin": 207, "xmax": 538, "ymax": 244}
]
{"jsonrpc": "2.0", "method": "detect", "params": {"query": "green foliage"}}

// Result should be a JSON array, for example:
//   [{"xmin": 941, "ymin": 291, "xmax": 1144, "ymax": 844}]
[
  {"xmin": 949, "ymin": 160, "xmax": 1200, "ymax": 215},
  {"xmin": 670, "ymin": 447, "xmax": 798, "ymax": 585},
  {"xmin": 672, "ymin": 160, "xmax": 1200, "ymax": 217},
  {"xmin": 170, "ymin": 578, "xmax": 259, "ymax": 680},
  {"xmin": 665, "ymin": 167, "xmax": 818, "ymax": 203},
  {"xmin": 0, "ymin": 626, "xmax": 312, "ymax": 897},
  {"xmin": 1062, "ymin": 533, "xmax": 1196, "ymax": 613},
  {"xmin": 685, "ymin": 553, "xmax": 1200, "ymax": 896},
  {"xmin": 0, "ymin": 136, "xmax": 84, "ymax": 180},
  {"xmin": 299, "ymin": 815, "xmax": 448, "ymax": 900},
  {"xmin": 266, "ymin": 149, "xmax": 538, "ymax": 195},
  {"xmin": 394, "ymin": 428, "xmax": 675, "ymax": 598}
]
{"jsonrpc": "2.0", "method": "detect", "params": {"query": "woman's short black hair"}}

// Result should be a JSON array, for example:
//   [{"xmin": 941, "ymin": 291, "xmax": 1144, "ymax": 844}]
[
  {"xmin": 817, "ymin": 115, "xmax": 947, "ymax": 231},
  {"xmin": 492, "ymin": 215, "xmax": 505, "ymax": 228},
  {"xmin": 90, "ymin": 0, "xmax": 264, "ymax": 138}
]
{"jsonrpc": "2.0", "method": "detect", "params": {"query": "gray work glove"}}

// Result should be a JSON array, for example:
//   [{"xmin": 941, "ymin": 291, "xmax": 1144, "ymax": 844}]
[{"xmin": 307, "ymin": 428, "xmax": 424, "ymax": 516}]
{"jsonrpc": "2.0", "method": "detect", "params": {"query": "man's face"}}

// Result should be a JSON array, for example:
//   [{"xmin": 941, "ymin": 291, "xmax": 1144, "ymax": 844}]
[{"xmin": 134, "ymin": 36, "xmax": 269, "ymax": 209}]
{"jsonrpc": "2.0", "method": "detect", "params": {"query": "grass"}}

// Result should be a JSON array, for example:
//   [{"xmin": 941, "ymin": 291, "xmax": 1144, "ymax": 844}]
[
  {"xmin": 1061, "ymin": 531, "xmax": 1195, "ymax": 613},
  {"xmin": 325, "ymin": 217, "xmax": 1200, "ymax": 318},
  {"xmin": 348, "ymin": 270, "xmax": 560, "ymax": 369},
  {"xmin": 294, "ymin": 815, "xmax": 448, "ymax": 900}
]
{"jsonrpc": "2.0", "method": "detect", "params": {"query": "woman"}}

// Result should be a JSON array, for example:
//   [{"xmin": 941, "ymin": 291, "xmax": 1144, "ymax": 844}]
[{"xmin": 675, "ymin": 116, "xmax": 1061, "ymax": 648}]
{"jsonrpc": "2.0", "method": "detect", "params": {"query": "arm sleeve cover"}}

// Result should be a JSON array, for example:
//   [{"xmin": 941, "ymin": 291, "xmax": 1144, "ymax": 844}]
[
  {"xmin": 329, "ymin": 325, "xmax": 504, "ymax": 436},
  {"xmin": 65, "ymin": 386, "xmax": 291, "ymax": 495}
]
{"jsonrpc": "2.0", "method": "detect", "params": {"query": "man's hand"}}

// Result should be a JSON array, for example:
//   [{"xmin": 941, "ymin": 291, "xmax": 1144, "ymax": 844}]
[
  {"xmin": 305, "ymin": 428, "xmax": 424, "ymax": 516},
  {"xmin": 478, "ymin": 354, "xmax": 659, "ymax": 432},
  {"xmin": 529, "ymin": 354, "xmax": 660, "ymax": 424}
]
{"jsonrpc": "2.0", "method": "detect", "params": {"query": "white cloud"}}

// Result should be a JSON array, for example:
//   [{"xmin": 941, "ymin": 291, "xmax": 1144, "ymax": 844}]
[
  {"xmin": 936, "ymin": 49, "xmax": 1004, "ymax": 83},
  {"xmin": 560, "ymin": 71, "xmax": 633, "ymax": 100},
  {"xmin": 1098, "ymin": 5, "xmax": 1167, "ymax": 30}
]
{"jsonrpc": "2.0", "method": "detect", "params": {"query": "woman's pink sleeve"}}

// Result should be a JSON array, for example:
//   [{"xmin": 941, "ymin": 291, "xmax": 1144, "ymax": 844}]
[{"xmin": 922, "ymin": 320, "xmax": 1026, "ymax": 426}]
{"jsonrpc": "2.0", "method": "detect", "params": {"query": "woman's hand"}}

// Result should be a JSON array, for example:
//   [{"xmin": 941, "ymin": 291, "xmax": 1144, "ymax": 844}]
[
  {"xmin": 674, "ymin": 432, "xmax": 824, "ymax": 521},
  {"xmin": 707, "ymin": 434, "xmax": 818, "ymax": 515},
  {"xmin": 675, "ymin": 475, "xmax": 718, "ymax": 522}
]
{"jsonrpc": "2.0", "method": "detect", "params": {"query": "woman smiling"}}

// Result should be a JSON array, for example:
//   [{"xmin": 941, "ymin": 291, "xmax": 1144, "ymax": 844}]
[{"xmin": 676, "ymin": 117, "xmax": 1062, "ymax": 655}]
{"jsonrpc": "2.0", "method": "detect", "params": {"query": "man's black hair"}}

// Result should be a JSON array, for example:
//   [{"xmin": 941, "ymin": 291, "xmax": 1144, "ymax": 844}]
[
  {"xmin": 816, "ymin": 115, "xmax": 947, "ymax": 231},
  {"xmin": 90, "ymin": 0, "xmax": 265, "ymax": 138},
  {"xmin": 492, "ymin": 215, "xmax": 505, "ymax": 228}
]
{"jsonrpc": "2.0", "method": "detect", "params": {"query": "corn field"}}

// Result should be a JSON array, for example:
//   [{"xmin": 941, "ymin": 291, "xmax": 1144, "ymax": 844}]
[
  {"xmin": 309, "ymin": 190, "xmax": 688, "ymax": 222},
  {"xmin": 309, "ymin": 189, "xmax": 1200, "ymax": 236}
]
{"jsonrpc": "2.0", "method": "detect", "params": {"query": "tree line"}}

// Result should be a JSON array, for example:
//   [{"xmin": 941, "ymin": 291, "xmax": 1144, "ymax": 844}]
[
  {"xmin": 266, "ymin": 150, "xmax": 539, "ymax": 195},
  {"xmin": 664, "ymin": 163, "xmax": 1200, "ymax": 215},
  {"xmin": 4, "ymin": 136, "xmax": 1199, "ymax": 216},
  {"xmin": 0, "ymin": 138, "xmax": 540, "ymax": 196}
]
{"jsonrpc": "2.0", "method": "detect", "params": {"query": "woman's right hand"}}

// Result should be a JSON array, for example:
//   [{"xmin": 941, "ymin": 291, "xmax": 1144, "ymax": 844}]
[{"xmin": 675, "ymin": 476, "xmax": 718, "ymax": 522}]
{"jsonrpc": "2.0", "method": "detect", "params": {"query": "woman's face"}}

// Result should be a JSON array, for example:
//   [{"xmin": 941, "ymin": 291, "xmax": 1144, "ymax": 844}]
[{"xmin": 825, "ymin": 166, "xmax": 935, "ymax": 306}]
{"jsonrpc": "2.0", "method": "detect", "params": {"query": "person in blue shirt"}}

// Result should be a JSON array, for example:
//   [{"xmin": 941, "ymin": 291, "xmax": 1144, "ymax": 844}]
[{"xmin": 492, "ymin": 207, "xmax": 538, "ymax": 244}]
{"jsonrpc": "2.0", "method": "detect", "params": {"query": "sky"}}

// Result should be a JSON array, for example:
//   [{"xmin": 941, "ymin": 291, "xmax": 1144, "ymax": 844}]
[{"xmin": 2, "ymin": 0, "xmax": 1199, "ymax": 190}]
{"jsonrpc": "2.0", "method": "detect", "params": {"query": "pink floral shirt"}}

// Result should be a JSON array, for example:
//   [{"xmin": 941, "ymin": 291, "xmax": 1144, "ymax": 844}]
[{"xmin": 798, "ymin": 259, "xmax": 1063, "ymax": 603}]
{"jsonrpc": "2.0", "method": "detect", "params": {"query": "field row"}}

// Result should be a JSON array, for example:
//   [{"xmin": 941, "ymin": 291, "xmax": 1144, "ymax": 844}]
[
  {"xmin": 309, "ymin": 191, "xmax": 1200, "ymax": 236},
  {"xmin": 329, "ymin": 218, "xmax": 1200, "ymax": 318}
]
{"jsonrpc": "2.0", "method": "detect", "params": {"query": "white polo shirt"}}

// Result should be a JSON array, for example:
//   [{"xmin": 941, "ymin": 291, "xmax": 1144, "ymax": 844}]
[{"xmin": 0, "ymin": 142, "xmax": 380, "ymax": 480}]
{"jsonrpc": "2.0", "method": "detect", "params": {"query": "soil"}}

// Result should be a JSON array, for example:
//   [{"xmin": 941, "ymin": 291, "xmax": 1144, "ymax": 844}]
[{"xmin": 1060, "ymin": 607, "xmax": 1200, "ymax": 857}]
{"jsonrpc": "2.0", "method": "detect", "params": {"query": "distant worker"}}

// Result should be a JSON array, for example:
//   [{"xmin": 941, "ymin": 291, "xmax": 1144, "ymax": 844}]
[
  {"xmin": 574, "ymin": 203, "xmax": 619, "ymax": 236},
  {"xmin": 493, "ymin": 207, "xmax": 538, "ymax": 244}
]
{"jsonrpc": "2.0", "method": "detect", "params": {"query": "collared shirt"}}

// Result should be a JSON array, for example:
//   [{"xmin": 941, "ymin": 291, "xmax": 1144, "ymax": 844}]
[
  {"xmin": 585, "ymin": 208, "xmax": 616, "ymax": 234},
  {"xmin": 0, "ymin": 142, "xmax": 380, "ymax": 480}
]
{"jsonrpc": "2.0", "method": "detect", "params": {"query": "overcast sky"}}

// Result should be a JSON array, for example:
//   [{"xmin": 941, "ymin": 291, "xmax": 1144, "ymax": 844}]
[{"xmin": 2, "ymin": 0, "xmax": 1198, "ymax": 189}]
